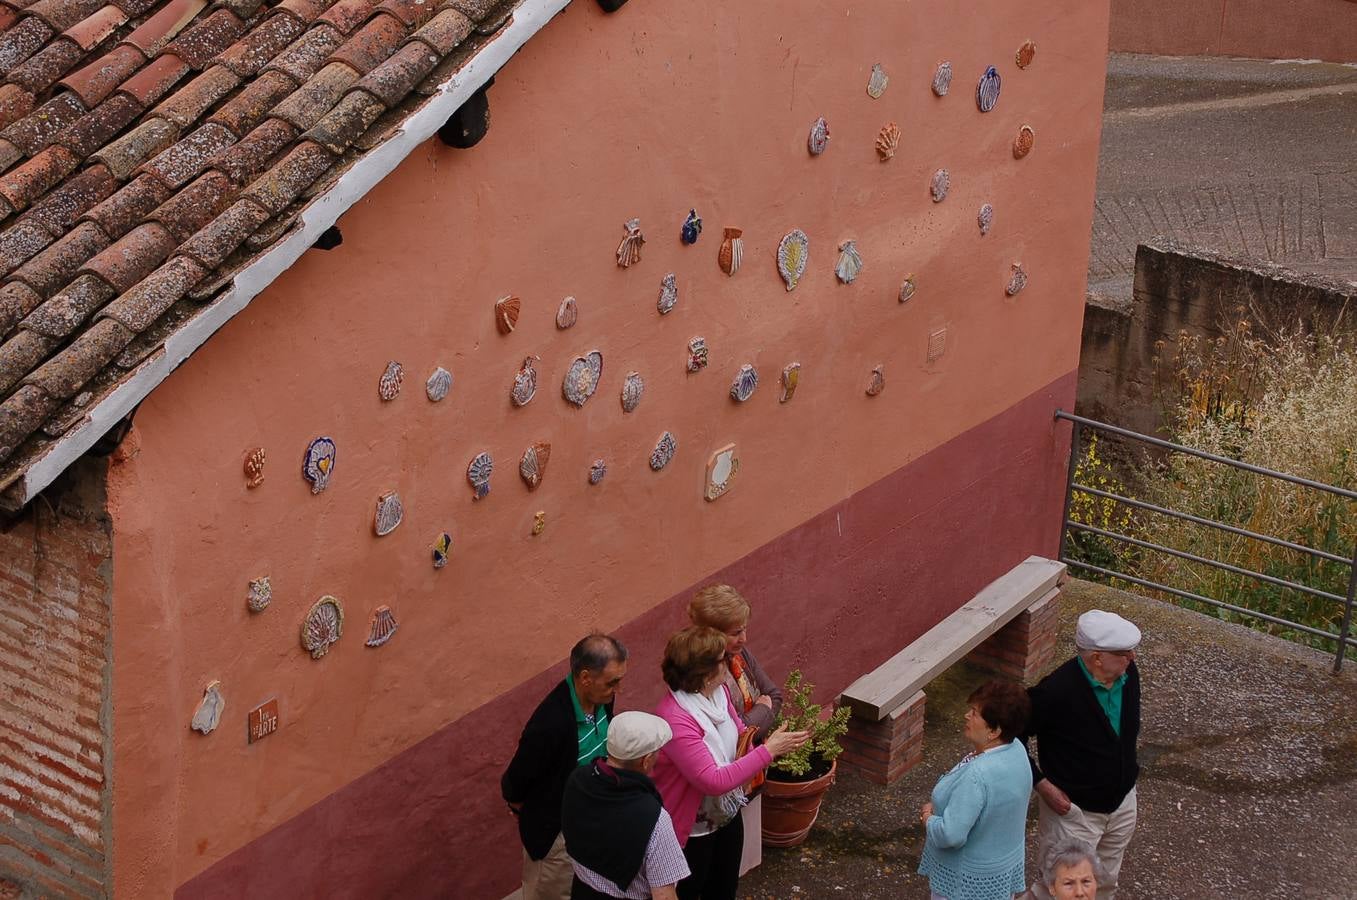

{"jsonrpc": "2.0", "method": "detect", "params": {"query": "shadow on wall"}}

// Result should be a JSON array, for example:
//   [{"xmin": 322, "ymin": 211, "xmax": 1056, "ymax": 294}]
[{"xmin": 1109, "ymin": 0, "xmax": 1357, "ymax": 64}]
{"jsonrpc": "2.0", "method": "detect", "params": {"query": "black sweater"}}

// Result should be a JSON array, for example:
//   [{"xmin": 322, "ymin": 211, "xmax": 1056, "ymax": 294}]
[
  {"xmin": 1021, "ymin": 657, "xmax": 1140, "ymax": 814},
  {"xmin": 501, "ymin": 679, "xmax": 614, "ymax": 860}
]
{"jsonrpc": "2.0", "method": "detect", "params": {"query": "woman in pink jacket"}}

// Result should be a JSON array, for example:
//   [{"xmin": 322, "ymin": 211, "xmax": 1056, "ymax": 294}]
[{"xmin": 650, "ymin": 626, "xmax": 809, "ymax": 900}]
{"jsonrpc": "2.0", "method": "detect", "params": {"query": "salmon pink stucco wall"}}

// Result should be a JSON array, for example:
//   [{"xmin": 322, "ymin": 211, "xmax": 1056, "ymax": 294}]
[
  {"xmin": 1110, "ymin": 0, "xmax": 1357, "ymax": 62},
  {"xmin": 103, "ymin": 0, "xmax": 1110, "ymax": 895}
]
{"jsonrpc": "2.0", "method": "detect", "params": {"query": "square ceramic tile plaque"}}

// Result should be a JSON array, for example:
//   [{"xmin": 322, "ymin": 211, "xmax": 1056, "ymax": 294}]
[{"xmin": 248, "ymin": 699, "xmax": 280, "ymax": 744}]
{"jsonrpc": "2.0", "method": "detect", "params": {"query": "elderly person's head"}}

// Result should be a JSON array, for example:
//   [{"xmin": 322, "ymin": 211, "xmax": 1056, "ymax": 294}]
[
  {"xmin": 1042, "ymin": 839, "xmax": 1103, "ymax": 899},
  {"xmin": 688, "ymin": 584, "xmax": 751, "ymax": 656},
  {"xmin": 569, "ymin": 633, "xmax": 628, "ymax": 707},
  {"xmin": 606, "ymin": 711, "xmax": 672, "ymax": 774},
  {"xmin": 962, "ymin": 680, "xmax": 1031, "ymax": 752},
  {"xmin": 1075, "ymin": 609, "xmax": 1141, "ymax": 688},
  {"xmin": 661, "ymin": 626, "xmax": 729, "ymax": 696}
]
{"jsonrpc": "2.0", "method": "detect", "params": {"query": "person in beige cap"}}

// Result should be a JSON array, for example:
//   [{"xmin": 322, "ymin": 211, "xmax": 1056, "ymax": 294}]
[
  {"xmin": 1021, "ymin": 610, "xmax": 1142, "ymax": 900},
  {"xmin": 560, "ymin": 711, "xmax": 691, "ymax": 899}
]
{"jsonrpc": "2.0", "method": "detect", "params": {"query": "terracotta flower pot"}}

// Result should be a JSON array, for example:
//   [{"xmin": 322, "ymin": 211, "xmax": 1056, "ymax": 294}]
[{"xmin": 760, "ymin": 759, "xmax": 837, "ymax": 847}]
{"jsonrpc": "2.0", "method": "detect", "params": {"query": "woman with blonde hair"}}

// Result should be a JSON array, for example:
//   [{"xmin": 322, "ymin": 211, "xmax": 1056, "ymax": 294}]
[{"xmin": 688, "ymin": 585, "xmax": 782, "ymax": 741}]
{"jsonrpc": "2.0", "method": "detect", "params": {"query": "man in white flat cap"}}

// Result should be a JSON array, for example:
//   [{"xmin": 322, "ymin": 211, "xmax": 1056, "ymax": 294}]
[
  {"xmin": 560, "ymin": 711, "xmax": 690, "ymax": 899},
  {"xmin": 1022, "ymin": 609, "xmax": 1142, "ymax": 900}
]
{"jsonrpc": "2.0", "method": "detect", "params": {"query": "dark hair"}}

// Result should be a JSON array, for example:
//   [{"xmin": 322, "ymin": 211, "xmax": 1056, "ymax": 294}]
[
  {"xmin": 661, "ymin": 626, "xmax": 727, "ymax": 693},
  {"xmin": 966, "ymin": 680, "xmax": 1031, "ymax": 742},
  {"xmin": 570, "ymin": 633, "xmax": 628, "ymax": 677}
]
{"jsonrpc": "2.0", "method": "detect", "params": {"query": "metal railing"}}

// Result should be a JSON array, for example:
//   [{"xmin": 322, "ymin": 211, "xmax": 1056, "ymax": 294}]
[{"xmin": 1055, "ymin": 410, "xmax": 1357, "ymax": 674}]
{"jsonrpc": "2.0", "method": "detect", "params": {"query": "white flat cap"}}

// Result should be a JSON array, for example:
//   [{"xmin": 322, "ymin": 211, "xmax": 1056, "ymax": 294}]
[
  {"xmin": 607, "ymin": 711, "xmax": 673, "ymax": 760},
  {"xmin": 1075, "ymin": 609, "xmax": 1141, "ymax": 652}
]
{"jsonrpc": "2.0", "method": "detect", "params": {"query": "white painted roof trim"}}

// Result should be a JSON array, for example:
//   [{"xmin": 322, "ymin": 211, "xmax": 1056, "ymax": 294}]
[{"xmin": 7, "ymin": 0, "xmax": 573, "ymax": 510}]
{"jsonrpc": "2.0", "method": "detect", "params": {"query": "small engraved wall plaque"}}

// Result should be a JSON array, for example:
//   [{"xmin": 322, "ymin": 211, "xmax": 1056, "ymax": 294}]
[{"xmin": 248, "ymin": 699, "xmax": 280, "ymax": 744}]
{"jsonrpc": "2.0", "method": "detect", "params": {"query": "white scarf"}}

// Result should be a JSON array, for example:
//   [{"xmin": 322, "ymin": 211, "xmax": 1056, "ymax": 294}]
[{"xmin": 672, "ymin": 684, "xmax": 739, "ymax": 767}]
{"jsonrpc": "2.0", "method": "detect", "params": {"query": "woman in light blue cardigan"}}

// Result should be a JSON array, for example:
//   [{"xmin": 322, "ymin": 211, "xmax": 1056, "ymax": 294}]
[{"xmin": 919, "ymin": 681, "xmax": 1034, "ymax": 900}]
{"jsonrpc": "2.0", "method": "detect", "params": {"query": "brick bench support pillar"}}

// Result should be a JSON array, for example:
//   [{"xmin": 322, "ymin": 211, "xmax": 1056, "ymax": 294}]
[
  {"xmin": 965, "ymin": 583, "xmax": 1063, "ymax": 682},
  {"xmin": 838, "ymin": 690, "xmax": 926, "ymax": 785}
]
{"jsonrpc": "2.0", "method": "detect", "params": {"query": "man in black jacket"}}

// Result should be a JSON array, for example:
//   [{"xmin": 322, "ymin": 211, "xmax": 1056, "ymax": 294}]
[
  {"xmin": 1023, "ymin": 610, "xmax": 1142, "ymax": 900},
  {"xmin": 503, "ymin": 634, "xmax": 628, "ymax": 900}
]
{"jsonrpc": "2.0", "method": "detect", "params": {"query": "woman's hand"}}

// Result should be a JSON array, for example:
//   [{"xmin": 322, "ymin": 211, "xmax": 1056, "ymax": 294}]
[
  {"xmin": 919, "ymin": 802, "xmax": 933, "ymax": 826},
  {"xmin": 762, "ymin": 723, "xmax": 811, "ymax": 759}
]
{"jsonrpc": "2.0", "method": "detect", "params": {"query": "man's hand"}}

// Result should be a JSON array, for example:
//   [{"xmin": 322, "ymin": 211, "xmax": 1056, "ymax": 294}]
[
  {"xmin": 755, "ymin": 695, "xmax": 773, "ymax": 709},
  {"xmin": 1036, "ymin": 779, "xmax": 1071, "ymax": 816},
  {"xmin": 919, "ymin": 801, "xmax": 934, "ymax": 826}
]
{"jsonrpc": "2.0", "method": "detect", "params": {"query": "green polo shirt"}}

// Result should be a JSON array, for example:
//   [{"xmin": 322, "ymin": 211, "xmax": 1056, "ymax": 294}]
[
  {"xmin": 1078, "ymin": 657, "xmax": 1127, "ymax": 736},
  {"xmin": 566, "ymin": 677, "xmax": 609, "ymax": 765}
]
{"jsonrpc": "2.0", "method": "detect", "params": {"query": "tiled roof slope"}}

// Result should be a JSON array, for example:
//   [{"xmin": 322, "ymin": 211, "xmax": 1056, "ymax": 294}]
[{"xmin": 0, "ymin": 0, "xmax": 542, "ymax": 508}]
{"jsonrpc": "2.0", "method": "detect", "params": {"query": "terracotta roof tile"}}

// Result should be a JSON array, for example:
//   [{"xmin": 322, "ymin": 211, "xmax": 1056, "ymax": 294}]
[
  {"xmin": 79, "ymin": 171, "xmax": 170, "ymax": 237},
  {"xmin": 80, "ymin": 220, "xmax": 175, "ymax": 290},
  {"xmin": 0, "ymin": 83, "xmax": 36, "ymax": 130},
  {"xmin": 438, "ymin": 0, "xmax": 503, "ymax": 21},
  {"xmin": 0, "ymin": 332, "xmax": 55, "ymax": 393},
  {"xmin": 7, "ymin": 37, "xmax": 83, "ymax": 94},
  {"xmin": 0, "ymin": 7, "xmax": 15, "ymax": 31},
  {"xmin": 0, "ymin": 219, "xmax": 47, "ymax": 274},
  {"xmin": 270, "ymin": 60, "xmax": 356, "ymax": 130},
  {"xmin": 0, "ymin": 16, "xmax": 53, "ymax": 76},
  {"xmin": 206, "ymin": 68, "xmax": 293, "ymax": 135},
  {"xmin": 112, "ymin": 0, "xmax": 165, "ymax": 16},
  {"xmin": 11, "ymin": 220, "xmax": 109, "ymax": 294},
  {"xmin": 0, "ymin": 383, "xmax": 60, "ymax": 458},
  {"xmin": 0, "ymin": 138, "xmax": 20, "ymax": 170},
  {"xmin": 210, "ymin": 0, "xmax": 263, "ymax": 19},
  {"xmin": 140, "ymin": 120, "xmax": 233, "ymax": 187},
  {"xmin": 377, "ymin": 0, "xmax": 436, "ymax": 29},
  {"xmin": 0, "ymin": 278, "xmax": 41, "ymax": 331},
  {"xmin": 263, "ymin": 22, "xmax": 342, "ymax": 84},
  {"xmin": 274, "ymin": 0, "xmax": 334, "ymax": 25},
  {"xmin": 241, "ymin": 138, "xmax": 330, "ymax": 213},
  {"xmin": 122, "ymin": 0, "xmax": 208, "ymax": 58},
  {"xmin": 22, "ymin": 315, "xmax": 133, "ymax": 397},
  {"xmin": 151, "ymin": 63, "xmax": 239, "ymax": 128},
  {"xmin": 165, "ymin": 7, "xmax": 244, "ymax": 68},
  {"xmin": 0, "ymin": 92, "xmax": 86, "ymax": 156},
  {"xmin": 63, "ymin": 5, "xmax": 128, "ymax": 51},
  {"xmin": 408, "ymin": 7, "xmax": 468, "ymax": 56},
  {"xmin": 176, "ymin": 195, "xmax": 267, "ymax": 267},
  {"xmin": 414, "ymin": 33, "xmax": 475, "ymax": 94},
  {"xmin": 209, "ymin": 115, "xmax": 293, "ymax": 184},
  {"xmin": 214, "ymin": 12, "xmax": 305, "ymax": 77},
  {"xmin": 20, "ymin": 271, "xmax": 115, "ymax": 337},
  {"xmin": 19, "ymin": 164, "xmax": 116, "ymax": 235},
  {"xmin": 316, "ymin": 0, "xmax": 373, "ymax": 34},
  {"xmin": 327, "ymin": 12, "xmax": 405, "ymax": 75},
  {"xmin": 0, "ymin": 143, "xmax": 79, "ymax": 211},
  {"xmin": 303, "ymin": 86, "xmax": 382, "ymax": 153},
  {"xmin": 41, "ymin": 387, "xmax": 99, "ymax": 438},
  {"xmin": 117, "ymin": 52, "xmax": 191, "ymax": 106},
  {"xmin": 58, "ymin": 42, "xmax": 145, "ymax": 107},
  {"xmin": 25, "ymin": 0, "xmax": 106, "ymax": 31},
  {"xmin": 144, "ymin": 168, "xmax": 231, "ymax": 240},
  {"xmin": 53, "ymin": 92, "xmax": 143, "ymax": 157},
  {"xmin": 90, "ymin": 115, "xmax": 179, "ymax": 177},
  {"xmin": 97, "ymin": 253, "xmax": 204, "ymax": 330}
]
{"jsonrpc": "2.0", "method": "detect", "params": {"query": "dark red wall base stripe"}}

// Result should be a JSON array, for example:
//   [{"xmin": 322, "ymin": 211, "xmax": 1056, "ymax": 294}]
[{"xmin": 175, "ymin": 369, "xmax": 1075, "ymax": 900}]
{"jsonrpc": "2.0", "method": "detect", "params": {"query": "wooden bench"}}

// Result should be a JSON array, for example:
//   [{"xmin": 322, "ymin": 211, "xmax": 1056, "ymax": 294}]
[{"xmin": 836, "ymin": 555, "xmax": 1066, "ymax": 784}]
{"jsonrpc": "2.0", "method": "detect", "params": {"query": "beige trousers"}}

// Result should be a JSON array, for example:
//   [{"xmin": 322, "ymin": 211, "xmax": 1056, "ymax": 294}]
[
  {"xmin": 1031, "ymin": 787, "xmax": 1137, "ymax": 900},
  {"xmin": 521, "ymin": 832, "xmax": 573, "ymax": 900}
]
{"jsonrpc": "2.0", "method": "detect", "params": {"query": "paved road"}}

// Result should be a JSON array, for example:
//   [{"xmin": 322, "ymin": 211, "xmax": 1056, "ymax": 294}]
[{"xmin": 1091, "ymin": 54, "xmax": 1357, "ymax": 295}]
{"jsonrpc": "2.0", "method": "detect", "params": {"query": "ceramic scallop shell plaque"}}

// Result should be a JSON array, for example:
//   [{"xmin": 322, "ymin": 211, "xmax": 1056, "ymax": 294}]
[
  {"xmin": 190, "ymin": 682, "xmax": 224, "ymax": 735},
  {"xmin": 301, "ymin": 595, "xmax": 344, "ymax": 659},
  {"xmin": 426, "ymin": 366, "xmax": 452, "ymax": 402},
  {"xmin": 247, "ymin": 576, "xmax": 272, "ymax": 613},
  {"xmin": 589, "ymin": 459, "xmax": 607, "ymax": 484},
  {"xmin": 777, "ymin": 229, "xmax": 809, "ymax": 292},
  {"xmin": 729, "ymin": 364, "xmax": 758, "ymax": 402},
  {"xmin": 978, "ymin": 203, "xmax": 994, "ymax": 236},
  {"xmin": 932, "ymin": 61, "xmax": 952, "ymax": 97},
  {"xmin": 511, "ymin": 356, "xmax": 539, "ymax": 407},
  {"xmin": 378, "ymin": 361, "xmax": 403, "ymax": 400},
  {"xmin": 650, "ymin": 432, "xmax": 677, "ymax": 471},
  {"xmin": 366, "ymin": 606, "xmax": 398, "ymax": 648},
  {"xmin": 302, "ymin": 437, "xmax": 336, "ymax": 494},
  {"xmin": 244, "ymin": 447, "xmax": 265, "ymax": 488},
  {"xmin": 930, "ymin": 169, "xmax": 950, "ymax": 203},
  {"xmin": 1006, "ymin": 262, "xmax": 1029, "ymax": 296},
  {"xmin": 657, "ymin": 273, "xmax": 678, "ymax": 315},
  {"xmin": 866, "ymin": 366, "xmax": 886, "ymax": 397},
  {"xmin": 467, "ymin": 451, "xmax": 493, "ymax": 500},
  {"xmin": 867, "ymin": 63, "xmax": 889, "ymax": 99},
  {"xmin": 719, "ymin": 228, "xmax": 743, "ymax": 276},
  {"xmin": 836, "ymin": 241, "xmax": 863, "ymax": 284},
  {"xmin": 616, "ymin": 218, "xmax": 645, "ymax": 267},
  {"xmin": 681, "ymin": 209, "xmax": 702, "ymax": 245},
  {"xmin": 1014, "ymin": 125, "xmax": 1035, "ymax": 159},
  {"xmin": 557, "ymin": 296, "xmax": 578, "ymax": 329},
  {"xmin": 900, "ymin": 274, "xmax": 918, "ymax": 304},
  {"xmin": 374, "ymin": 491, "xmax": 403, "ymax": 536},
  {"xmin": 687, "ymin": 337, "xmax": 709, "ymax": 373},
  {"xmin": 1016, "ymin": 39, "xmax": 1036, "ymax": 69},
  {"xmin": 433, "ymin": 532, "xmax": 452, "ymax": 568},
  {"xmin": 563, "ymin": 350, "xmax": 603, "ymax": 406},
  {"xmin": 520, "ymin": 441, "xmax": 550, "ymax": 491},
  {"xmin": 876, "ymin": 122, "xmax": 900, "ymax": 161},
  {"xmin": 976, "ymin": 66, "xmax": 1001, "ymax": 112},
  {"xmin": 807, "ymin": 116, "xmax": 830, "ymax": 155},
  {"xmin": 705, "ymin": 444, "xmax": 740, "ymax": 501},
  {"xmin": 621, "ymin": 372, "xmax": 644, "ymax": 412},
  {"xmin": 495, "ymin": 296, "xmax": 520, "ymax": 334},
  {"xmin": 780, "ymin": 362, "xmax": 801, "ymax": 403}
]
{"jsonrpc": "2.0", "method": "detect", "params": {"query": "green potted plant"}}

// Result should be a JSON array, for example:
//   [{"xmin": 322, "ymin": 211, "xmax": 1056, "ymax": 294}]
[{"xmin": 760, "ymin": 669, "xmax": 852, "ymax": 847}]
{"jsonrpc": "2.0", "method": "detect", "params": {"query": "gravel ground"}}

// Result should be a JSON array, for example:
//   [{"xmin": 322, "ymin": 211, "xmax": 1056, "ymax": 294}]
[{"xmin": 738, "ymin": 579, "xmax": 1357, "ymax": 899}]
